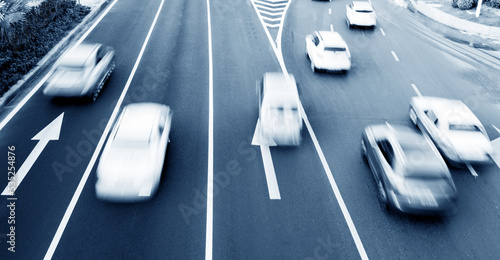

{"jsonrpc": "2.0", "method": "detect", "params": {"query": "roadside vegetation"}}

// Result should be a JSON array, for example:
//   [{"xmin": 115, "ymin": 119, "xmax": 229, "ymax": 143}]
[
  {"xmin": 0, "ymin": 0, "xmax": 90, "ymax": 97},
  {"xmin": 453, "ymin": 0, "xmax": 500, "ymax": 10}
]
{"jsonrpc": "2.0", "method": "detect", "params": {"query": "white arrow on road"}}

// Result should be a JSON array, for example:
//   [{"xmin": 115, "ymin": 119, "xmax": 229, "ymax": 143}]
[{"xmin": 2, "ymin": 113, "xmax": 64, "ymax": 196}]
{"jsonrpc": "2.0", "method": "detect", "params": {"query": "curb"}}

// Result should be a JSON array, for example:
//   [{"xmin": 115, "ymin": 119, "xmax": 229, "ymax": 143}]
[
  {"xmin": 408, "ymin": 0, "xmax": 500, "ymax": 40},
  {"xmin": 0, "ymin": 0, "xmax": 110, "ymax": 110}
]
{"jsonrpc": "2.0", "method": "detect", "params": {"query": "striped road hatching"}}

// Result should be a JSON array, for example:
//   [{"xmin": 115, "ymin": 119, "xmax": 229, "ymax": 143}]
[{"xmin": 252, "ymin": 0, "xmax": 289, "ymax": 28}]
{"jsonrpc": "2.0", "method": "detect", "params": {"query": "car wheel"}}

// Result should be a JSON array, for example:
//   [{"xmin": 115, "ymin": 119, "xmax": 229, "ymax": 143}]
[
  {"xmin": 377, "ymin": 180, "xmax": 389, "ymax": 210},
  {"xmin": 310, "ymin": 60, "xmax": 316, "ymax": 73},
  {"xmin": 92, "ymin": 80, "xmax": 105, "ymax": 102},
  {"xmin": 409, "ymin": 108, "xmax": 417, "ymax": 126},
  {"xmin": 361, "ymin": 139, "xmax": 367, "ymax": 157}
]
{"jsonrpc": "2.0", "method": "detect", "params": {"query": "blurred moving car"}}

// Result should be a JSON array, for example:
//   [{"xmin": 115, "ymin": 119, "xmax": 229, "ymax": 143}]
[
  {"xmin": 361, "ymin": 124, "xmax": 458, "ymax": 215},
  {"xmin": 258, "ymin": 72, "xmax": 302, "ymax": 146},
  {"xmin": 346, "ymin": 1, "xmax": 377, "ymax": 28},
  {"xmin": 305, "ymin": 31, "xmax": 351, "ymax": 73},
  {"xmin": 96, "ymin": 103, "xmax": 173, "ymax": 202},
  {"xmin": 409, "ymin": 96, "xmax": 494, "ymax": 165},
  {"xmin": 43, "ymin": 43, "xmax": 115, "ymax": 102}
]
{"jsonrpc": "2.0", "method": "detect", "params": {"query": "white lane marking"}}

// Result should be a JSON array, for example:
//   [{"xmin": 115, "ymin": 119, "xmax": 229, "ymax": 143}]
[
  {"xmin": 43, "ymin": 0, "xmax": 164, "ymax": 258},
  {"xmin": 299, "ymin": 103, "xmax": 369, "ymax": 260},
  {"xmin": 466, "ymin": 163, "xmax": 478, "ymax": 177},
  {"xmin": 261, "ymin": 146, "xmax": 281, "ymax": 199},
  {"xmin": 2, "ymin": 113, "xmax": 64, "ymax": 196},
  {"xmin": 252, "ymin": 1, "xmax": 369, "ymax": 258},
  {"xmin": 206, "ymin": 0, "xmax": 214, "ymax": 257},
  {"xmin": 329, "ymin": 8, "xmax": 331, "ymax": 14},
  {"xmin": 411, "ymin": 83, "xmax": 422, "ymax": 97},
  {"xmin": 330, "ymin": 24, "xmax": 334, "ymax": 32},
  {"xmin": 0, "ymin": 0, "xmax": 118, "ymax": 133},
  {"xmin": 493, "ymin": 124, "xmax": 500, "ymax": 134},
  {"xmin": 391, "ymin": 51, "xmax": 400, "ymax": 62},
  {"xmin": 380, "ymin": 28, "xmax": 385, "ymax": 36}
]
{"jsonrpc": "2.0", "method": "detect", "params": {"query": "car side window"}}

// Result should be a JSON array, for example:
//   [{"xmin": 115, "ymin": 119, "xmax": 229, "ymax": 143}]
[
  {"xmin": 96, "ymin": 46, "xmax": 104, "ymax": 65},
  {"xmin": 377, "ymin": 140, "xmax": 395, "ymax": 168},
  {"xmin": 424, "ymin": 110, "xmax": 439, "ymax": 125},
  {"xmin": 313, "ymin": 35, "xmax": 319, "ymax": 46}
]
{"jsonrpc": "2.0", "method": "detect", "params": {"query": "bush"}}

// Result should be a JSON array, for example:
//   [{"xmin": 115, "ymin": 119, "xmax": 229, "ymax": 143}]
[
  {"xmin": 452, "ymin": 0, "xmax": 459, "ymax": 8},
  {"xmin": 457, "ymin": 0, "xmax": 474, "ymax": 9},
  {"xmin": 488, "ymin": 0, "xmax": 500, "ymax": 8},
  {"xmin": 0, "ymin": 0, "xmax": 90, "ymax": 97}
]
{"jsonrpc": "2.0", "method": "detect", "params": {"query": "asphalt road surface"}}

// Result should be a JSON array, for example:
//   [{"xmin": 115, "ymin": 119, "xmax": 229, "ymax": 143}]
[{"xmin": 1, "ymin": 0, "xmax": 500, "ymax": 259}]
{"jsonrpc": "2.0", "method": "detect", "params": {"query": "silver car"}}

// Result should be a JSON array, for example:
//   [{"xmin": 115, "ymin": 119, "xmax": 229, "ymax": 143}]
[
  {"xmin": 96, "ymin": 103, "xmax": 172, "ymax": 202},
  {"xmin": 43, "ymin": 43, "xmax": 115, "ymax": 101},
  {"xmin": 361, "ymin": 124, "xmax": 458, "ymax": 215},
  {"xmin": 409, "ymin": 96, "xmax": 494, "ymax": 165}
]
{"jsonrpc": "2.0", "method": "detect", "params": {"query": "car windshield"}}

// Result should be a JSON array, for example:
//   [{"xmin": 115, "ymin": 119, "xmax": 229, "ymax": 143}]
[
  {"xmin": 449, "ymin": 124, "xmax": 481, "ymax": 132},
  {"xmin": 355, "ymin": 9, "xmax": 373, "ymax": 13},
  {"xmin": 325, "ymin": 47, "xmax": 346, "ymax": 52}
]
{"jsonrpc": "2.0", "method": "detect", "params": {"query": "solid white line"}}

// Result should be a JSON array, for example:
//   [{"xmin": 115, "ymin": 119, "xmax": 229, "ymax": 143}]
[
  {"xmin": 206, "ymin": 0, "xmax": 214, "ymax": 258},
  {"xmin": 298, "ymin": 103, "xmax": 368, "ymax": 260},
  {"xmin": 380, "ymin": 28, "xmax": 385, "ymax": 36},
  {"xmin": 261, "ymin": 146, "xmax": 281, "ymax": 199},
  {"xmin": 411, "ymin": 83, "xmax": 422, "ymax": 97},
  {"xmin": 466, "ymin": 163, "xmax": 478, "ymax": 177},
  {"xmin": 43, "ymin": 1, "xmax": 165, "ymax": 259},
  {"xmin": 391, "ymin": 51, "xmax": 400, "ymax": 62},
  {"xmin": 329, "ymin": 8, "xmax": 331, "ymax": 14},
  {"xmin": 0, "ymin": 0, "xmax": 119, "ymax": 133},
  {"xmin": 330, "ymin": 24, "xmax": 334, "ymax": 32},
  {"xmin": 493, "ymin": 124, "xmax": 500, "ymax": 134}
]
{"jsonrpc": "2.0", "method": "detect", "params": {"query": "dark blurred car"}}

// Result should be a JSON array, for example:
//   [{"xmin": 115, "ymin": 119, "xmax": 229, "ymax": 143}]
[
  {"xmin": 43, "ymin": 43, "xmax": 115, "ymax": 101},
  {"xmin": 96, "ymin": 103, "xmax": 172, "ymax": 202},
  {"xmin": 361, "ymin": 124, "xmax": 458, "ymax": 215}
]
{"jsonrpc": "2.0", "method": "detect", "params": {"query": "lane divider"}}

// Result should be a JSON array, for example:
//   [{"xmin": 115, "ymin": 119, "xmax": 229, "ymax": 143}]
[
  {"xmin": 44, "ymin": 0, "xmax": 164, "ymax": 258},
  {"xmin": 391, "ymin": 50, "xmax": 400, "ymax": 62}
]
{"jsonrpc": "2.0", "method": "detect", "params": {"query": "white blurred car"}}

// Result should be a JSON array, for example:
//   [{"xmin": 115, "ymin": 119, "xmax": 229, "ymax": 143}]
[
  {"xmin": 96, "ymin": 103, "xmax": 173, "ymax": 202},
  {"xmin": 305, "ymin": 31, "xmax": 351, "ymax": 73},
  {"xmin": 258, "ymin": 72, "xmax": 302, "ymax": 146},
  {"xmin": 43, "ymin": 43, "xmax": 115, "ymax": 101},
  {"xmin": 346, "ymin": 1, "xmax": 377, "ymax": 28},
  {"xmin": 409, "ymin": 96, "xmax": 494, "ymax": 165}
]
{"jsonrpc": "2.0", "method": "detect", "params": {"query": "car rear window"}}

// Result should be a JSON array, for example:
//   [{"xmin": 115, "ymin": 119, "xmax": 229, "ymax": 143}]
[
  {"xmin": 355, "ymin": 9, "xmax": 373, "ymax": 13},
  {"xmin": 449, "ymin": 124, "xmax": 481, "ymax": 132},
  {"xmin": 325, "ymin": 47, "xmax": 346, "ymax": 52}
]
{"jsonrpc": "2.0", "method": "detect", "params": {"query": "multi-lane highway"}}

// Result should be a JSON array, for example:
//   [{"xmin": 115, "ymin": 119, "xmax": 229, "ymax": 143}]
[{"xmin": 2, "ymin": 0, "xmax": 500, "ymax": 259}]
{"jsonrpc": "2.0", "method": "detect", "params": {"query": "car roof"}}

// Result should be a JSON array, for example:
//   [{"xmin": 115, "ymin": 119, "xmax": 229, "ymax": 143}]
[
  {"xmin": 114, "ymin": 103, "xmax": 166, "ymax": 142},
  {"xmin": 352, "ymin": 1, "xmax": 373, "ymax": 11},
  {"xmin": 59, "ymin": 43, "xmax": 100, "ymax": 67},
  {"xmin": 317, "ymin": 31, "xmax": 347, "ymax": 48},
  {"xmin": 413, "ymin": 96, "xmax": 480, "ymax": 126},
  {"xmin": 263, "ymin": 72, "xmax": 299, "ymax": 104},
  {"xmin": 369, "ymin": 124, "xmax": 447, "ymax": 175}
]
